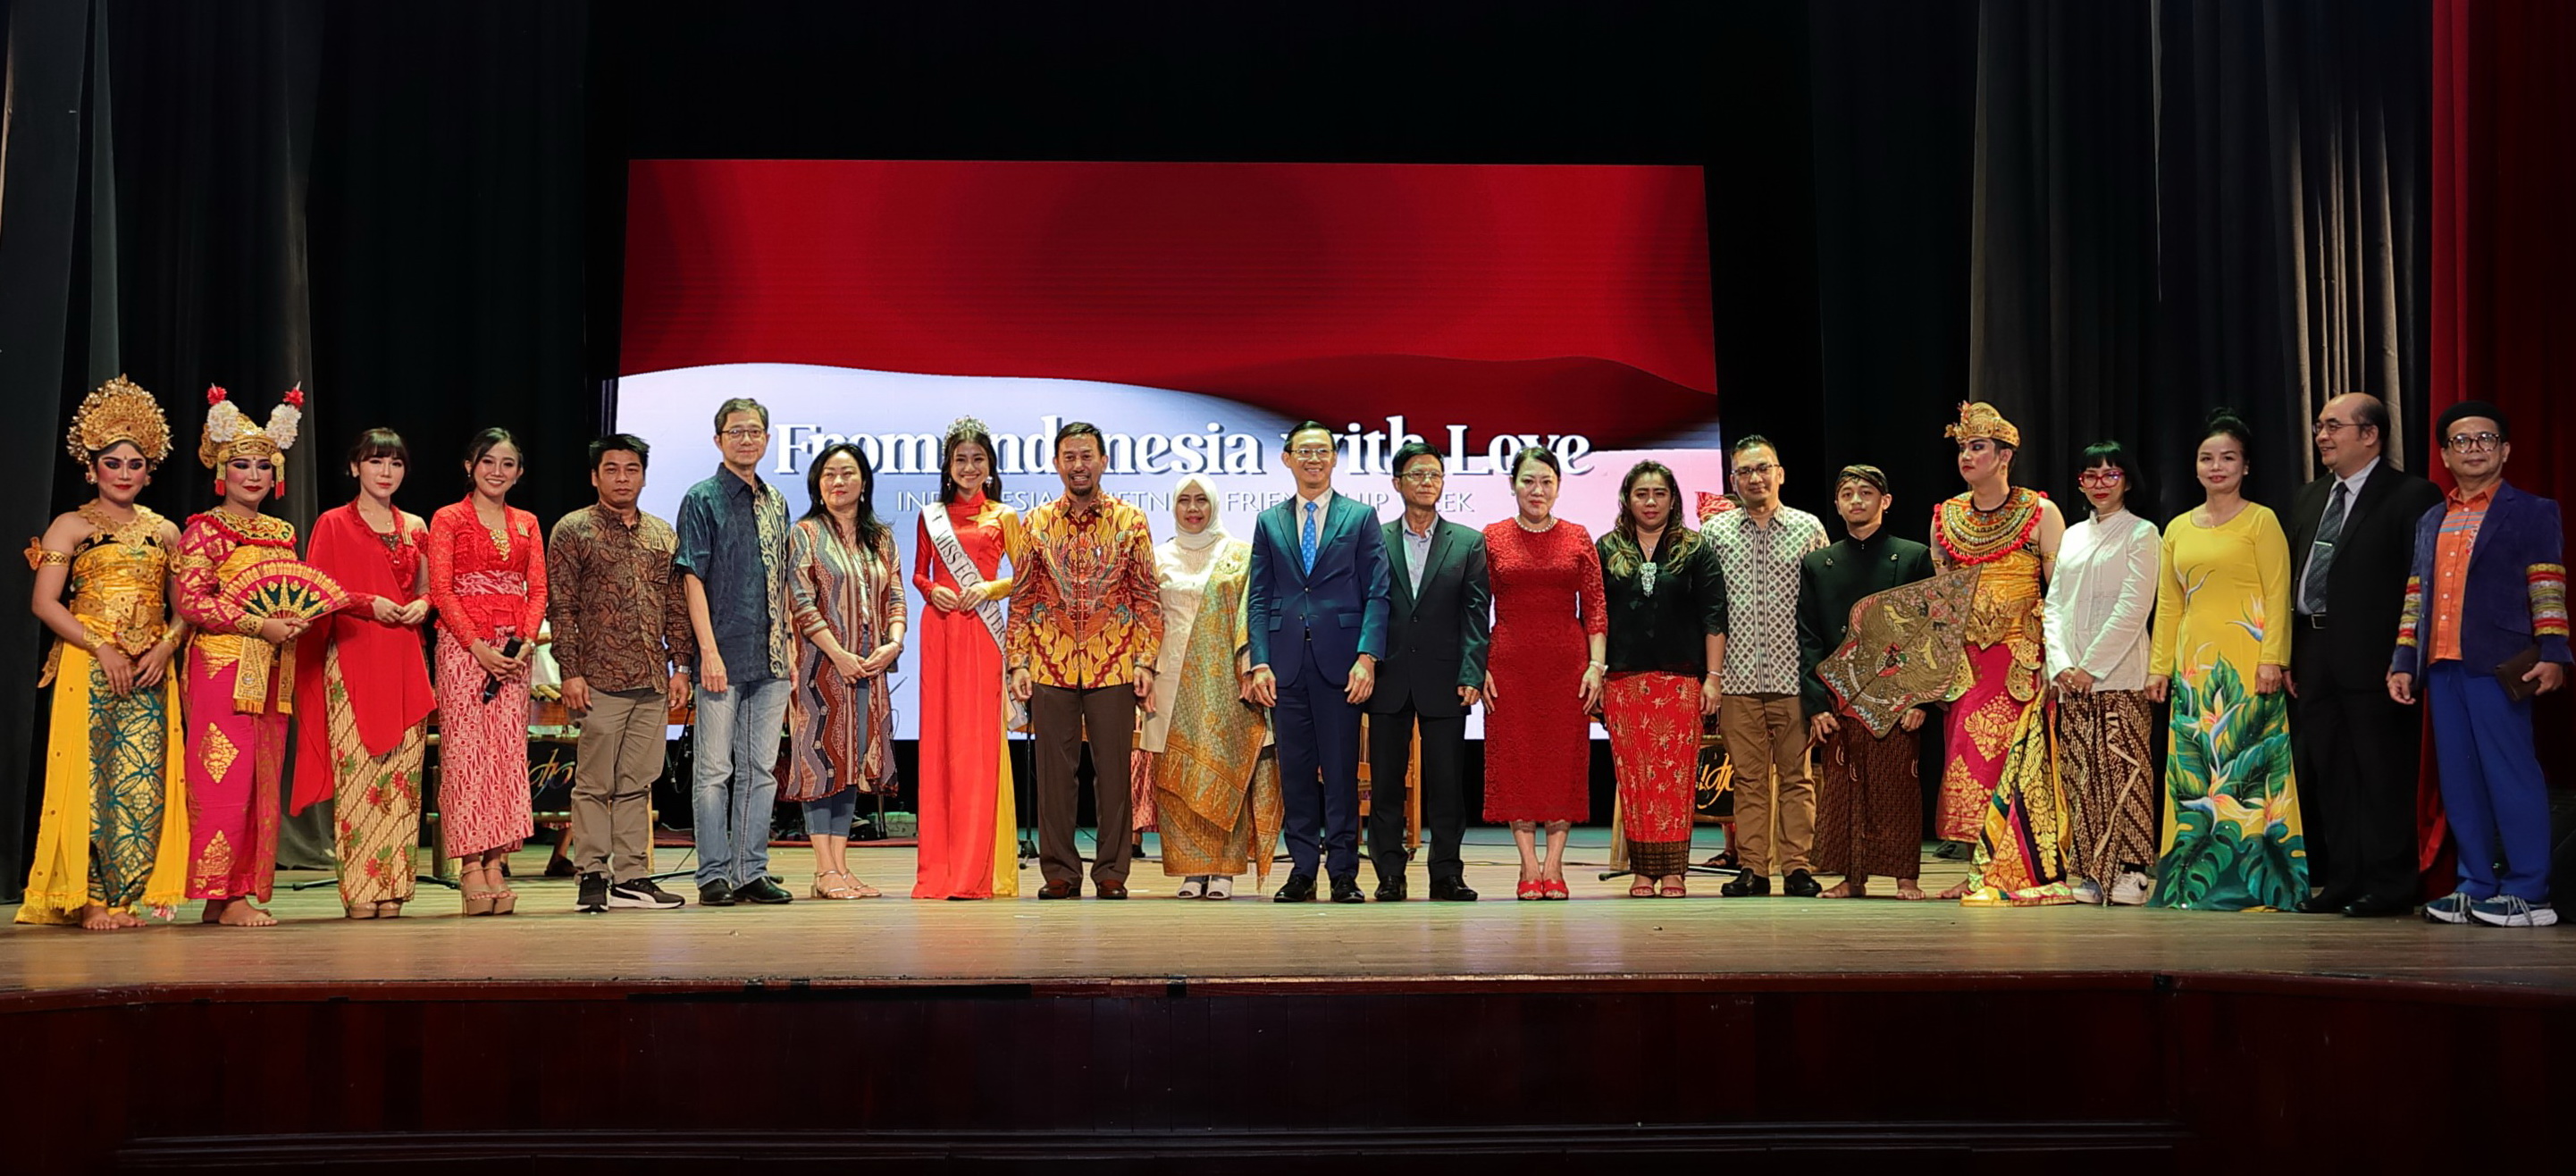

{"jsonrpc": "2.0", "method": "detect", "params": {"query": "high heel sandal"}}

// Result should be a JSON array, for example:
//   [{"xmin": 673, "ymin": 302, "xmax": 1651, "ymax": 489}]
[
  {"xmin": 1628, "ymin": 880, "xmax": 1657, "ymax": 898},
  {"xmin": 378, "ymin": 901, "xmax": 406, "ymax": 918},
  {"xmin": 1516, "ymin": 879, "xmax": 1544, "ymax": 901},
  {"xmin": 460, "ymin": 867, "xmax": 499, "ymax": 917},
  {"xmin": 1541, "ymin": 878, "xmax": 1570, "ymax": 901},
  {"xmin": 1657, "ymin": 878, "xmax": 1688, "ymax": 898},
  {"xmin": 345, "ymin": 903, "xmax": 379, "ymax": 920},
  {"xmin": 491, "ymin": 886, "xmax": 517, "ymax": 916}
]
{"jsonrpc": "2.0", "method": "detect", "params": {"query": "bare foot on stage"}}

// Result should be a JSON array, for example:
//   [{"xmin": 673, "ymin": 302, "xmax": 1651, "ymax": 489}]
[
  {"xmin": 1817, "ymin": 879, "xmax": 1865, "ymax": 900},
  {"xmin": 1894, "ymin": 879, "xmax": 1927, "ymax": 901},
  {"xmin": 215, "ymin": 901, "xmax": 278, "ymax": 928},
  {"xmin": 1934, "ymin": 878, "xmax": 1975, "ymax": 901},
  {"xmin": 78, "ymin": 903, "xmax": 138, "ymax": 930}
]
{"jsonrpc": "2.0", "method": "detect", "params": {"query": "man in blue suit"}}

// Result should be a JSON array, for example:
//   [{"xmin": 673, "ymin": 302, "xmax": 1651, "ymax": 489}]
[
  {"xmin": 2389, "ymin": 401, "xmax": 2569, "ymax": 929},
  {"xmin": 1247, "ymin": 421, "xmax": 1393, "ymax": 903}
]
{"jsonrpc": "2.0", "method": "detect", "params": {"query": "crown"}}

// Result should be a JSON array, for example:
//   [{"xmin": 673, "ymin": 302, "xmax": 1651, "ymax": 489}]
[
  {"xmin": 1943, "ymin": 400, "xmax": 2020, "ymax": 449},
  {"xmin": 199, "ymin": 383, "xmax": 306, "ymax": 468},
  {"xmin": 65, "ymin": 375, "xmax": 174, "ymax": 465},
  {"xmin": 945, "ymin": 414, "xmax": 993, "ymax": 441}
]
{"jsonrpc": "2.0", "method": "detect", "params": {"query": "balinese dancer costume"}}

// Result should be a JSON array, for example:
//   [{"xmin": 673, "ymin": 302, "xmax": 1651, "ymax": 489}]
[
  {"xmin": 1934, "ymin": 403, "xmax": 2076, "ymax": 906},
  {"xmin": 174, "ymin": 385, "xmax": 325, "ymax": 903},
  {"xmin": 17, "ymin": 378, "xmax": 191, "ymax": 925}
]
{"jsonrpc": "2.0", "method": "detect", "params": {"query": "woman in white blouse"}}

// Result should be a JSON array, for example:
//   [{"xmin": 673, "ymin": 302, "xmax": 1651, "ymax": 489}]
[{"xmin": 2043, "ymin": 441, "xmax": 2163, "ymax": 905}]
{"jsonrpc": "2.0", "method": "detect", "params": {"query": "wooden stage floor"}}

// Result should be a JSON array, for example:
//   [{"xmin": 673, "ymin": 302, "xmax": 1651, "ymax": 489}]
[{"xmin": 9, "ymin": 837, "xmax": 2575, "ymax": 997}]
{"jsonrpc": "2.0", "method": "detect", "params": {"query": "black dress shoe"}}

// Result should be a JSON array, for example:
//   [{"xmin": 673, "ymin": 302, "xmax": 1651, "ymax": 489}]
[
  {"xmin": 1273, "ymin": 873, "xmax": 1317, "ymax": 903},
  {"xmin": 1095, "ymin": 882, "xmax": 1129, "ymax": 900},
  {"xmin": 2343, "ymin": 893, "xmax": 2412, "ymax": 918},
  {"xmin": 1037, "ymin": 878, "xmax": 1081, "ymax": 900},
  {"xmin": 1718, "ymin": 869, "xmax": 1771, "ymax": 897},
  {"xmin": 2295, "ymin": 890, "xmax": 2355, "ymax": 915},
  {"xmin": 1430, "ymin": 879, "xmax": 1480, "ymax": 902},
  {"xmin": 1330, "ymin": 877, "xmax": 1366, "ymax": 904},
  {"xmin": 1783, "ymin": 869, "xmax": 1823, "ymax": 898},
  {"xmin": 698, "ymin": 880, "xmax": 738, "ymax": 907},
  {"xmin": 734, "ymin": 877, "xmax": 794, "ymax": 904},
  {"xmin": 1374, "ymin": 876, "xmax": 1408, "ymax": 902}
]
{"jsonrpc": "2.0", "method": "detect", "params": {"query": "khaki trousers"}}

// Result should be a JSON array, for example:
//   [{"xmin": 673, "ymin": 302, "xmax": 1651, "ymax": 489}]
[
  {"xmin": 571, "ymin": 687, "xmax": 667, "ymax": 882},
  {"xmin": 1720, "ymin": 692, "xmax": 1815, "ymax": 876}
]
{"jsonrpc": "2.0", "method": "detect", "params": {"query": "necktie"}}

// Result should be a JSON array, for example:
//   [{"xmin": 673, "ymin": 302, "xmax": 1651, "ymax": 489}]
[
  {"xmin": 2303, "ymin": 481, "xmax": 2347, "ymax": 616},
  {"xmin": 1301, "ymin": 501, "xmax": 1320, "ymax": 575}
]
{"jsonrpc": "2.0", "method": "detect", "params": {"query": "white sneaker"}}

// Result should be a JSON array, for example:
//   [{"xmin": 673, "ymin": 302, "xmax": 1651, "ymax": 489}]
[
  {"xmin": 2108, "ymin": 872, "xmax": 2152, "ymax": 906},
  {"xmin": 2069, "ymin": 879, "xmax": 2105, "ymax": 905},
  {"xmin": 2469, "ymin": 895, "xmax": 2558, "ymax": 928},
  {"xmin": 1205, "ymin": 876, "xmax": 1235, "ymax": 900},
  {"xmin": 1174, "ymin": 876, "xmax": 1207, "ymax": 899}
]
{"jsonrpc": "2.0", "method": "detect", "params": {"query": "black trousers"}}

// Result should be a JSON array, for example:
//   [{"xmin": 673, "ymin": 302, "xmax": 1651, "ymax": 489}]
[
  {"xmin": 2292, "ymin": 625, "xmax": 2424, "ymax": 903},
  {"xmin": 1366, "ymin": 707, "xmax": 1468, "ymax": 886}
]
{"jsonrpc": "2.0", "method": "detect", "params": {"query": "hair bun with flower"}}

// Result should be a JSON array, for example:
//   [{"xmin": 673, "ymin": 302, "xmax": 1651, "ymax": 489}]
[{"xmin": 198, "ymin": 382, "xmax": 306, "ymax": 468}]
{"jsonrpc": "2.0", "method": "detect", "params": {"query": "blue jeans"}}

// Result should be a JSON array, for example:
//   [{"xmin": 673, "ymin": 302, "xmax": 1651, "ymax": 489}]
[
  {"xmin": 802, "ymin": 787, "xmax": 859, "ymax": 838},
  {"xmin": 691, "ymin": 675, "xmax": 791, "ymax": 888}
]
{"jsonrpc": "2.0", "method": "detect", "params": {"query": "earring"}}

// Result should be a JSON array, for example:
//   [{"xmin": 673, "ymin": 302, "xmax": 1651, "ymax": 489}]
[
  {"xmin": 214, "ymin": 480, "xmax": 227, "ymax": 497},
  {"xmin": 85, "ymin": 472, "xmax": 97, "ymax": 484}
]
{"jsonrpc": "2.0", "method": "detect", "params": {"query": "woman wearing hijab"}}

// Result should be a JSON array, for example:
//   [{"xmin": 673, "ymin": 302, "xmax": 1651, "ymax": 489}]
[{"xmin": 1141, "ymin": 474, "xmax": 1280, "ymax": 899}]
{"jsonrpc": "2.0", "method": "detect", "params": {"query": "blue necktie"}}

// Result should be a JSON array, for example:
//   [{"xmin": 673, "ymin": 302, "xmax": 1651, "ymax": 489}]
[{"xmin": 1301, "ymin": 500, "xmax": 1319, "ymax": 575}]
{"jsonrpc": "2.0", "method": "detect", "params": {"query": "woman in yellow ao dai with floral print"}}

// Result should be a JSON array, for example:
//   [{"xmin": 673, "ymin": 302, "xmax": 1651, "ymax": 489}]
[{"xmin": 2145, "ymin": 413, "xmax": 2308, "ymax": 911}]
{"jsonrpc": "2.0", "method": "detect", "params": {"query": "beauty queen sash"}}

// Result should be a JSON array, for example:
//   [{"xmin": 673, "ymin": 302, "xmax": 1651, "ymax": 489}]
[{"xmin": 923, "ymin": 503, "xmax": 1027, "ymax": 730}]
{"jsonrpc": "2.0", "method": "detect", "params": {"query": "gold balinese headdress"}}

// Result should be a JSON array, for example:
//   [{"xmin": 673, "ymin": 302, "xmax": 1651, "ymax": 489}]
[
  {"xmin": 1944, "ymin": 400, "xmax": 2019, "ymax": 449},
  {"xmin": 198, "ymin": 383, "xmax": 306, "ymax": 468},
  {"xmin": 65, "ymin": 374, "xmax": 174, "ymax": 465}
]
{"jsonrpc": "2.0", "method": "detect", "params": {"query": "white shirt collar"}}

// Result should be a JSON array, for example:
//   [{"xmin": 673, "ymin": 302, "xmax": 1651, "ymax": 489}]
[
  {"xmin": 1296, "ymin": 487, "xmax": 1334, "ymax": 512},
  {"xmin": 2335, "ymin": 457, "xmax": 2380, "ymax": 499}
]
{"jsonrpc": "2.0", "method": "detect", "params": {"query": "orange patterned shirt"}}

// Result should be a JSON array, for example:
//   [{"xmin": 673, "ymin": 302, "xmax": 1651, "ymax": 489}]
[
  {"xmin": 1006, "ymin": 492, "xmax": 1163, "ymax": 689},
  {"xmin": 2429, "ymin": 485, "xmax": 2491, "ymax": 665}
]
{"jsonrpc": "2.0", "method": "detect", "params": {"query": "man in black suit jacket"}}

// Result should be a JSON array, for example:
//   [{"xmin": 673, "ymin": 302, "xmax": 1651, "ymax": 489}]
[
  {"xmin": 2287, "ymin": 392, "xmax": 2446, "ymax": 917},
  {"xmin": 1364, "ymin": 441, "xmax": 1491, "ymax": 902}
]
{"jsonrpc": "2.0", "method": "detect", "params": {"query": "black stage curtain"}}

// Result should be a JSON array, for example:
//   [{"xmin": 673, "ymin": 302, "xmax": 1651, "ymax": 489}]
[
  {"xmin": 1964, "ymin": 0, "xmax": 2431, "ymax": 517},
  {"xmin": 1, "ymin": 2, "xmax": 587, "ymax": 895}
]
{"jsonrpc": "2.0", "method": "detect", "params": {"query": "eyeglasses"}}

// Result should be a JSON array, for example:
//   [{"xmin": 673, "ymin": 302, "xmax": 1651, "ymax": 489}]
[
  {"xmin": 1290, "ymin": 447, "xmax": 1335, "ymax": 461},
  {"xmin": 720, "ymin": 426, "xmax": 768, "ymax": 441},
  {"xmin": 2077, "ymin": 469, "xmax": 2126, "ymax": 487},
  {"xmin": 2446, "ymin": 432, "xmax": 2504, "ymax": 452},
  {"xmin": 1731, "ymin": 462, "xmax": 1778, "ymax": 479},
  {"xmin": 2312, "ymin": 419, "xmax": 2358, "ymax": 436},
  {"xmin": 1399, "ymin": 471, "xmax": 1442, "ymax": 483}
]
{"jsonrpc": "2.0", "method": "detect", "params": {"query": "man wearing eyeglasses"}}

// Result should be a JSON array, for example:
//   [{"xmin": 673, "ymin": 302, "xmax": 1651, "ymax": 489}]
[
  {"xmin": 1703, "ymin": 435, "xmax": 1830, "ymax": 897},
  {"xmin": 2285, "ymin": 393, "xmax": 2443, "ymax": 918},
  {"xmin": 1363, "ymin": 441, "xmax": 1490, "ymax": 901},
  {"xmin": 1246, "ymin": 421, "xmax": 1393, "ymax": 903},
  {"xmin": 674, "ymin": 398, "xmax": 798, "ymax": 908},
  {"xmin": 2390, "ymin": 401, "xmax": 2569, "ymax": 928}
]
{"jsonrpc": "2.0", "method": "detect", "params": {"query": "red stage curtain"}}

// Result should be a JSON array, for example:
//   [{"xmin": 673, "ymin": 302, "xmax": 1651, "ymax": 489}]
[{"xmin": 2421, "ymin": 0, "xmax": 2576, "ymax": 885}]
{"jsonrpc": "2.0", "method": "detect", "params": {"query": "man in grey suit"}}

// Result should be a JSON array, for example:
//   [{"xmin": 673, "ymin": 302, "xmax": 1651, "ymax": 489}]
[
  {"xmin": 2287, "ymin": 392, "xmax": 2445, "ymax": 917},
  {"xmin": 1364, "ymin": 441, "xmax": 1491, "ymax": 902}
]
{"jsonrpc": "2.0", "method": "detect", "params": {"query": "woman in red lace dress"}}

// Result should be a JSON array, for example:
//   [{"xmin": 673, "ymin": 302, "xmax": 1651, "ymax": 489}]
[
  {"xmin": 1481, "ymin": 447, "xmax": 1607, "ymax": 900},
  {"xmin": 426, "ymin": 429, "xmax": 547, "ymax": 915}
]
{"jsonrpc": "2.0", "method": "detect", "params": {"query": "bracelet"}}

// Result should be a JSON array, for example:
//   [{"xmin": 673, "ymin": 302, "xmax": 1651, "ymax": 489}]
[{"xmin": 1587, "ymin": 661, "xmax": 1607, "ymax": 672}]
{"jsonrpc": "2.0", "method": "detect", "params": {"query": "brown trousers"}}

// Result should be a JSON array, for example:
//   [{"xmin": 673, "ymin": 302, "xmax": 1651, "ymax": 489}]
[
  {"xmin": 1031, "ymin": 683, "xmax": 1137, "ymax": 886},
  {"xmin": 571, "ymin": 686, "xmax": 668, "ymax": 883},
  {"xmin": 1720, "ymin": 692, "xmax": 1815, "ymax": 876}
]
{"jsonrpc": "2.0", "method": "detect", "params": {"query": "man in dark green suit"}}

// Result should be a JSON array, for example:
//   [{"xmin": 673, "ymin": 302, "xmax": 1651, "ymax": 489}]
[{"xmin": 1364, "ymin": 441, "xmax": 1492, "ymax": 901}]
